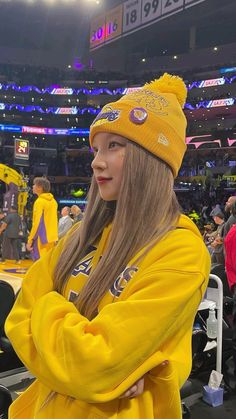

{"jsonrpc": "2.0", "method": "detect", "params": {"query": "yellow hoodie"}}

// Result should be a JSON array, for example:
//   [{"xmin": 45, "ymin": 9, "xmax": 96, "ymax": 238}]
[
  {"xmin": 28, "ymin": 192, "xmax": 58, "ymax": 260},
  {"xmin": 6, "ymin": 215, "xmax": 210, "ymax": 419}
]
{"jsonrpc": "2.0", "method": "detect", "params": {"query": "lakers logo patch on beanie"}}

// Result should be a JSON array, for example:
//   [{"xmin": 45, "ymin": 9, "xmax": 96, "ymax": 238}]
[
  {"xmin": 92, "ymin": 106, "xmax": 121, "ymax": 127},
  {"xmin": 129, "ymin": 107, "xmax": 148, "ymax": 124},
  {"xmin": 90, "ymin": 73, "xmax": 187, "ymax": 178}
]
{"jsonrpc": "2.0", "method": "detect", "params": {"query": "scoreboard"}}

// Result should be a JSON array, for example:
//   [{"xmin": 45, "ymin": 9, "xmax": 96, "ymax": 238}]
[
  {"xmin": 90, "ymin": 0, "xmax": 207, "ymax": 50},
  {"xmin": 90, "ymin": 4, "xmax": 123, "ymax": 49},
  {"xmin": 14, "ymin": 139, "xmax": 29, "ymax": 160},
  {"xmin": 14, "ymin": 139, "xmax": 30, "ymax": 166}
]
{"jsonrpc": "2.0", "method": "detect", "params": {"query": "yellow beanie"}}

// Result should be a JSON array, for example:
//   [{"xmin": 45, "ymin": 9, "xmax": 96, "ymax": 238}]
[{"xmin": 89, "ymin": 73, "xmax": 187, "ymax": 178}]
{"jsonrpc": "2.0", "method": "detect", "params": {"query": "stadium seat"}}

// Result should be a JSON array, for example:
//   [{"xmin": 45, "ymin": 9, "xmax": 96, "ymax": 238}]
[
  {"xmin": 0, "ymin": 384, "xmax": 12, "ymax": 419},
  {"xmin": 210, "ymin": 263, "xmax": 231, "ymax": 297},
  {"xmin": 0, "ymin": 280, "xmax": 15, "ymax": 350},
  {"xmin": 0, "ymin": 280, "xmax": 23, "ymax": 372}
]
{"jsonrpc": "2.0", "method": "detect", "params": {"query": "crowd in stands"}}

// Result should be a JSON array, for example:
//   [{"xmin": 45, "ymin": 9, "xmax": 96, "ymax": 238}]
[
  {"xmin": 1, "ymin": 62, "xmax": 235, "ymax": 88},
  {"xmin": 66, "ymin": 154, "xmax": 92, "ymax": 177}
]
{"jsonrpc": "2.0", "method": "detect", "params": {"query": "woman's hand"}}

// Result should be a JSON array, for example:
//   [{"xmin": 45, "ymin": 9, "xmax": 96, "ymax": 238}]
[
  {"xmin": 26, "ymin": 242, "xmax": 33, "ymax": 252},
  {"xmin": 119, "ymin": 360, "xmax": 169, "ymax": 399},
  {"xmin": 119, "ymin": 377, "xmax": 145, "ymax": 399}
]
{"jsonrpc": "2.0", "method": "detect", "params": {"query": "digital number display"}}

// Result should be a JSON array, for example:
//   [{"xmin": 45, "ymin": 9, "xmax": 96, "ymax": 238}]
[{"xmin": 14, "ymin": 139, "xmax": 29, "ymax": 160}]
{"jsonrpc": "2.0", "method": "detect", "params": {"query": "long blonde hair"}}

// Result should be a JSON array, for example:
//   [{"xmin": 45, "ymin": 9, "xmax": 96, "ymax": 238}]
[
  {"xmin": 40, "ymin": 141, "xmax": 181, "ymax": 410},
  {"xmin": 54, "ymin": 141, "xmax": 180, "ymax": 320}
]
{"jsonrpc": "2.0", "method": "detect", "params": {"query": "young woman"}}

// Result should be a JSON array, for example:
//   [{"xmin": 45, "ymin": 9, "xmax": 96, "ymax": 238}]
[{"xmin": 6, "ymin": 73, "xmax": 210, "ymax": 419}]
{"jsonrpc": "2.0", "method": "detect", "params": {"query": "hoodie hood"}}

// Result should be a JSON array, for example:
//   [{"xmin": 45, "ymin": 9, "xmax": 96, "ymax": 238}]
[
  {"xmin": 177, "ymin": 214, "xmax": 202, "ymax": 239},
  {"xmin": 39, "ymin": 193, "xmax": 55, "ymax": 201}
]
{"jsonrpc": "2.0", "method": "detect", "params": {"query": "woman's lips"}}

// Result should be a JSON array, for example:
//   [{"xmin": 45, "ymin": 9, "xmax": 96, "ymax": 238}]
[{"xmin": 96, "ymin": 177, "xmax": 112, "ymax": 184}]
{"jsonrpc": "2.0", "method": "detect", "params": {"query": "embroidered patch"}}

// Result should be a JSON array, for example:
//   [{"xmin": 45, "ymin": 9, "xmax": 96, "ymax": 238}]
[
  {"xmin": 157, "ymin": 133, "xmax": 169, "ymax": 146},
  {"xmin": 120, "ymin": 89, "xmax": 169, "ymax": 115},
  {"xmin": 110, "ymin": 266, "xmax": 138, "ymax": 298},
  {"xmin": 71, "ymin": 245, "xmax": 96, "ymax": 277},
  {"xmin": 91, "ymin": 106, "xmax": 120, "ymax": 127},
  {"xmin": 129, "ymin": 107, "xmax": 148, "ymax": 124},
  {"xmin": 72, "ymin": 255, "xmax": 94, "ymax": 277}
]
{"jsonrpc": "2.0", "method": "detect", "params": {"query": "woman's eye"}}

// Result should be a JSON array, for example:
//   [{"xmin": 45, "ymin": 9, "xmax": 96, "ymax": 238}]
[{"xmin": 109, "ymin": 142, "xmax": 119, "ymax": 148}]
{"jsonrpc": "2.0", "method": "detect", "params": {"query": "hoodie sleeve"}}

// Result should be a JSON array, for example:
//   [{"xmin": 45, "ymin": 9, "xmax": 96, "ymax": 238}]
[
  {"xmin": 28, "ymin": 199, "xmax": 43, "ymax": 244},
  {"xmin": 5, "ymin": 241, "xmax": 210, "ymax": 403}
]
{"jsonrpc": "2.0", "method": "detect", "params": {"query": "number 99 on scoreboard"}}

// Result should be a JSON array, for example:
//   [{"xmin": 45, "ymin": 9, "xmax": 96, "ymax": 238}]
[{"xmin": 142, "ymin": 0, "xmax": 161, "ymax": 24}]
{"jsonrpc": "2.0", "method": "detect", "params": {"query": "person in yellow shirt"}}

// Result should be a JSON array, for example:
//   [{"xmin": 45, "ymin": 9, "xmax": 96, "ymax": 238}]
[
  {"xmin": 6, "ymin": 74, "xmax": 210, "ymax": 419},
  {"xmin": 26, "ymin": 177, "xmax": 58, "ymax": 260}
]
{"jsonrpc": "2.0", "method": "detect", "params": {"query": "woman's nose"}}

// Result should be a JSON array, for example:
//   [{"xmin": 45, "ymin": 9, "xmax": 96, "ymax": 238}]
[{"xmin": 91, "ymin": 154, "xmax": 107, "ymax": 170}]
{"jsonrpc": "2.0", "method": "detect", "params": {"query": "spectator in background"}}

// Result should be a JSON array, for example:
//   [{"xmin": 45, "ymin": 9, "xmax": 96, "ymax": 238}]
[
  {"xmin": 222, "ymin": 196, "xmax": 236, "ymax": 238},
  {"xmin": 26, "ymin": 177, "xmax": 58, "ymax": 261},
  {"xmin": 210, "ymin": 203, "xmax": 222, "ymax": 217},
  {"xmin": 0, "ymin": 206, "xmax": 21, "ymax": 264},
  {"xmin": 201, "ymin": 202, "xmax": 211, "ymax": 224},
  {"xmin": 210, "ymin": 210, "xmax": 225, "ymax": 265},
  {"xmin": 58, "ymin": 207, "xmax": 73, "ymax": 239},
  {"xmin": 70, "ymin": 205, "xmax": 83, "ymax": 223}
]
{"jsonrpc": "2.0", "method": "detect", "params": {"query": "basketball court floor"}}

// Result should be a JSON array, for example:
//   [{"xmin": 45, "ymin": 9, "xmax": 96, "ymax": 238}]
[{"xmin": 0, "ymin": 259, "xmax": 32, "ymax": 292}]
